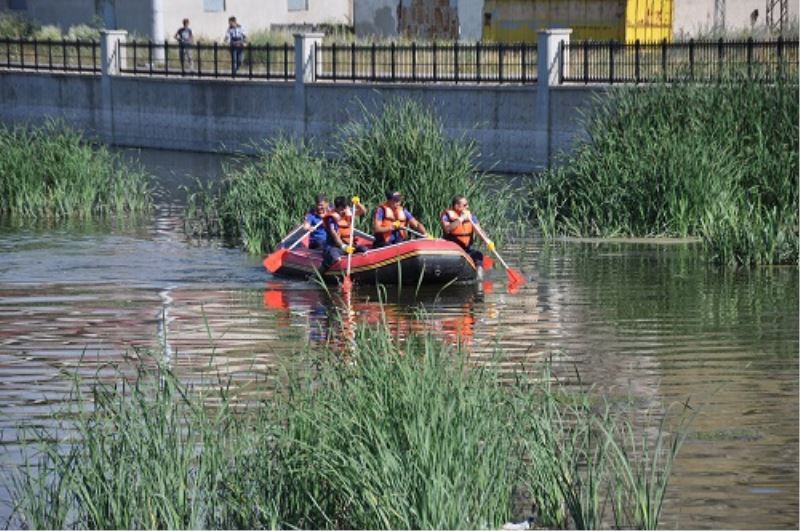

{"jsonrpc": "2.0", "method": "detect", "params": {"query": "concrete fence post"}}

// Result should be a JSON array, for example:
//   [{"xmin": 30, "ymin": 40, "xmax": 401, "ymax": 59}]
[
  {"xmin": 537, "ymin": 28, "xmax": 571, "ymax": 86},
  {"xmin": 536, "ymin": 28, "xmax": 572, "ymax": 169},
  {"xmin": 100, "ymin": 29, "xmax": 127, "ymax": 76},
  {"xmin": 99, "ymin": 30, "xmax": 127, "ymax": 147},
  {"xmin": 294, "ymin": 32, "xmax": 324, "ymax": 84},
  {"xmin": 293, "ymin": 32, "xmax": 324, "ymax": 140},
  {"xmin": 150, "ymin": 0, "xmax": 165, "ymax": 62}
]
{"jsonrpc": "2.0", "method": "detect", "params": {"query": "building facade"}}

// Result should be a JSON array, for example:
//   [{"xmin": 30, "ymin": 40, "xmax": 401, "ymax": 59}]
[
  {"xmin": 353, "ymin": 0, "xmax": 797, "ymax": 42},
  {"xmin": 1, "ymin": 0, "xmax": 353, "ymax": 40},
  {"xmin": 673, "ymin": 0, "xmax": 797, "ymax": 38}
]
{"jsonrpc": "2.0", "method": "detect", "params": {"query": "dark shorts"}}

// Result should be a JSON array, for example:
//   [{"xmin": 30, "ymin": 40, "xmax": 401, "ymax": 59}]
[
  {"xmin": 466, "ymin": 248, "xmax": 484, "ymax": 266},
  {"xmin": 323, "ymin": 244, "xmax": 369, "ymax": 269}
]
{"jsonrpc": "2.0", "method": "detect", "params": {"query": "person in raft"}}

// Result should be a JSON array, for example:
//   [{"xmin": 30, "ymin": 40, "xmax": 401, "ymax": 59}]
[
  {"xmin": 372, "ymin": 191, "xmax": 427, "ymax": 248},
  {"xmin": 440, "ymin": 194, "xmax": 494, "ymax": 280},
  {"xmin": 302, "ymin": 194, "xmax": 330, "ymax": 250},
  {"xmin": 322, "ymin": 196, "xmax": 368, "ymax": 269}
]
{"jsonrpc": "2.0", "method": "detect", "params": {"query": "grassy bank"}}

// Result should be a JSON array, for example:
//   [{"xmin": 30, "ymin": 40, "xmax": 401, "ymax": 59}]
[
  {"xmin": 0, "ymin": 122, "xmax": 152, "ymax": 218},
  {"xmin": 530, "ymin": 80, "xmax": 798, "ymax": 266},
  {"xmin": 0, "ymin": 11, "xmax": 101, "ymax": 40},
  {"xmin": 11, "ymin": 321, "xmax": 693, "ymax": 530},
  {"xmin": 185, "ymin": 100, "xmax": 522, "ymax": 254}
]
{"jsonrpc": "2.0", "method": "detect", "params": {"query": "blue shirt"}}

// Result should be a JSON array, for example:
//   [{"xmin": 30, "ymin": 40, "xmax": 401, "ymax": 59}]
[{"xmin": 305, "ymin": 210, "xmax": 327, "ymax": 247}]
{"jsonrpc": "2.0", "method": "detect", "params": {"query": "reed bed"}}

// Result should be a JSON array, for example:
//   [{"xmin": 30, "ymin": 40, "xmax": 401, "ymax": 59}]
[
  {"xmin": 10, "ymin": 321, "xmax": 694, "ymax": 530},
  {"xmin": 338, "ymin": 99, "xmax": 523, "ymax": 238},
  {"xmin": 185, "ymin": 100, "xmax": 523, "ymax": 254},
  {"xmin": 0, "ymin": 121, "xmax": 152, "ymax": 218},
  {"xmin": 184, "ymin": 140, "xmax": 352, "ymax": 254},
  {"xmin": 529, "ymin": 79, "xmax": 798, "ymax": 265}
]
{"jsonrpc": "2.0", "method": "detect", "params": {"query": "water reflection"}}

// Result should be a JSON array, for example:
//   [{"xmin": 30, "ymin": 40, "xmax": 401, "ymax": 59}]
[
  {"xmin": 0, "ymin": 149, "xmax": 796, "ymax": 528},
  {"xmin": 261, "ymin": 281, "xmax": 493, "ymax": 348}
]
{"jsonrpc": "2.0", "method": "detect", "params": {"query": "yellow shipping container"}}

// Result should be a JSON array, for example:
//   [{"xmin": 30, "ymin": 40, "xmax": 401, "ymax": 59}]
[{"xmin": 482, "ymin": 0, "xmax": 673, "ymax": 43}]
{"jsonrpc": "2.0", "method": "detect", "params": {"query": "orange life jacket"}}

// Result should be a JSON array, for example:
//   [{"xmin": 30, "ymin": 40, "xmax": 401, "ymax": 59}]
[
  {"xmin": 326, "ymin": 208, "xmax": 353, "ymax": 241},
  {"xmin": 442, "ymin": 209, "xmax": 474, "ymax": 249},
  {"xmin": 375, "ymin": 202, "xmax": 407, "ymax": 243}
]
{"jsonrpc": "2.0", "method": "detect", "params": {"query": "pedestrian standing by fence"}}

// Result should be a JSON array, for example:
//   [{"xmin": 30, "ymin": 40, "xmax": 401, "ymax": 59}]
[
  {"xmin": 174, "ymin": 18, "xmax": 193, "ymax": 72},
  {"xmin": 223, "ymin": 16, "xmax": 246, "ymax": 75}
]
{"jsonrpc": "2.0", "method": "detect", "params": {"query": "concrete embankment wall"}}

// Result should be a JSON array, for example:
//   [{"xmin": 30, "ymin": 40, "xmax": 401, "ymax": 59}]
[
  {"xmin": 0, "ymin": 29, "xmax": 600, "ymax": 173},
  {"xmin": 0, "ymin": 71, "xmax": 600, "ymax": 173}
]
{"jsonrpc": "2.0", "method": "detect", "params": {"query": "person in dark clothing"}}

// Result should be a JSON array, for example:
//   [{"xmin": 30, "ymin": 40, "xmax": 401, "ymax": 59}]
[
  {"xmin": 174, "ymin": 18, "xmax": 193, "ymax": 72},
  {"xmin": 223, "ymin": 16, "xmax": 246, "ymax": 75},
  {"xmin": 303, "ymin": 194, "xmax": 330, "ymax": 250},
  {"xmin": 322, "ymin": 196, "xmax": 368, "ymax": 269}
]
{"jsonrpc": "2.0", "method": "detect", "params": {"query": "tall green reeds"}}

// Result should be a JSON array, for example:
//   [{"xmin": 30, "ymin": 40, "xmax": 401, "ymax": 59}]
[
  {"xmin": 0, "ymin": 121, "xmax": 152, "ymax": 218},
  {"xmin": 529, "ymin": 80, "xmax": 798, "ymax": 265},
  {"xmin": 278, "ymin": 326, "xmax": 518, "ymax": 529},
  {"xmin": 184, "ymin": 139, "xmax": 352, "ymax": 254},
  {"xmin": 185, "ymin": 100, "xmax": 523, "ymax": 254},
  {"xmin": 10, "ymin": 321, "xmax": 694, "ymax": 530},
  {"xmin": 339, "ymin": 99, "xmax": 522, "ymax": 240}
]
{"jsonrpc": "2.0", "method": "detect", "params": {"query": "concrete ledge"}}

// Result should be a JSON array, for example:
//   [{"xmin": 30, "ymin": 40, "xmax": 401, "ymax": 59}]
[{"xmin": 0, "ymin": 70, "xmax": 600, "ymax": 173}]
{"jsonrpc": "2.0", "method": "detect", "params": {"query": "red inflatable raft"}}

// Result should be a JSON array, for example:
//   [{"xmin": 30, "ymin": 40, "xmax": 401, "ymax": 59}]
[{"xmin": 265, "ymin": 226, "xmax": 478, "ymax": 285}]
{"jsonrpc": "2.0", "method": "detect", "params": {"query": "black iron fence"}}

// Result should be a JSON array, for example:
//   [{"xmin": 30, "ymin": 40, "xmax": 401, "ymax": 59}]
[
  {"xmin": 3, "ymin": 35, "xmax": 796, "ymax": 87},
  {"xmin": 561, "ymin": 37, "xmax": 799, "ymax": 84},
  {"xmin": 315, "ymin": 42, "xmax": 538, "ymax": 83},
  {"xmin": 0, "ymin": 37, "xmax": 99, "ymax": 73},
  {"xmin": 117, "ymin": 40, "xmax": 294, "ymax": 80}
]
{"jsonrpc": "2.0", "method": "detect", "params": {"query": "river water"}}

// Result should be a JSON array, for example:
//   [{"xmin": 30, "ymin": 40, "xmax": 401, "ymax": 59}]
[{"xmin": 0, "ymin": 149, "xmax": 797, "ymax": 529}]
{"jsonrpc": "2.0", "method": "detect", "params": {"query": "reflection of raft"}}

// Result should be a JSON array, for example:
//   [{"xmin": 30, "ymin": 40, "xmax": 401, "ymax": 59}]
[{"xmin": 266, "ymin": 226, "xmax": 477, "ymax": 285}]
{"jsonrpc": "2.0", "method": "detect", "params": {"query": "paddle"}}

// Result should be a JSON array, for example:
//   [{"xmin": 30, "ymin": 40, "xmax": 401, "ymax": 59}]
[
  {"xmin": 405, "ymin": 226, "xmax": 433, "ymax": 240},
  {"xmin": 474, "ymin": 224, "xmax": 525, "ymax": 287},
  {"xmin": 342, "ymin": 196, "xmax": 359, "ymax": 290},
  {"xmin": 263, "ymin": 220, "xmax": 323, "ymax": 273}
]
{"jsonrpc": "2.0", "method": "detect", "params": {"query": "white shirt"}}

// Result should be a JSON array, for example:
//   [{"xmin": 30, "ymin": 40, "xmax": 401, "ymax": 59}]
[{"xmin": 224, "ymin": 25, "xmax": 246, "ymax": 44}]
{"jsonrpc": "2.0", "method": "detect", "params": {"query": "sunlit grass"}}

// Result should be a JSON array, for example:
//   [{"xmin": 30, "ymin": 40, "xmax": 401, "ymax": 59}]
[
  {"xmin": 0, "ymin": 121, "xmax": 152, "ymax": 219},
  {"xmin": 529, "ymin": 79, "xmax": 798, "ymax": 265},
  {"xmin": 339, "ymin": 99, "xmax": 523, "ymax": 240},
  {"xmin": 10, "ymin": 320, "xmax": 694, "ymax": 530},
  {"xmin": 185, "ymin": 100, "xmax": 524, "ymax": 254},
  {"xmin": 184, "ymin": 139, "xmax": 351, "ymax": 254}
]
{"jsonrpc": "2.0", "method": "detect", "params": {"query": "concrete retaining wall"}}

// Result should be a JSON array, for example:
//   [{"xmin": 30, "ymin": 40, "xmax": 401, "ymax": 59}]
[
  {"xmin": 0, "ymin": 72, "xmax": 601, "ymax": 173},
  {"xmin": 0, "ymin": 73, "xmax": 100, "ymax": 132}
]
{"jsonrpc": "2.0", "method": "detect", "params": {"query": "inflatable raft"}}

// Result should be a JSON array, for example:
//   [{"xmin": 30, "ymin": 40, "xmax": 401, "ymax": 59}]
[{"xmin": 265, "ymin": 226, "xmax": 478, "ymax": 285}]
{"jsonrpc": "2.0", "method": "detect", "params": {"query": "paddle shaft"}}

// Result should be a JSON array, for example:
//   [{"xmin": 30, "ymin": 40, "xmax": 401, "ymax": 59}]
[
  {"xmin": 474, "ymin": 224, "xmax": 513, "ymax": 271},
  {"xmin": 405, "ymin": 226, "xmax": 428, "ymax": 239},
  {"xmin": 264, "ymin": 220, "xmax": 324, "ymax": 274},
  {"xmin": 345, "ymin": 205, "xmax": 356, "ymax": 278},
  {"xmin": 287, "ymin": 220, "xmax": 323, "ymax": 251}
]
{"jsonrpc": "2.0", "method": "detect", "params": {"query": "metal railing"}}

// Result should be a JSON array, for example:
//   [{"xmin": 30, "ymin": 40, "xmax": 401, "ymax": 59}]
[
  {"xmin": 4, "ymin": 35, "xmax": 795, "ymax": 87},
  {"xmin": 117, "ymin": 40, "xmax": 294, "ymax": 80},
  {"xmin": 315, "ymin": 42, "xmax": 538, "ymax": 83},
  {"xmin": 561, "ymin": 37, "xmax": 799, "ymax": 84},
  {"xmin": 0, "ymin": 37, "xmax": 100, "ymax": 73}
]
